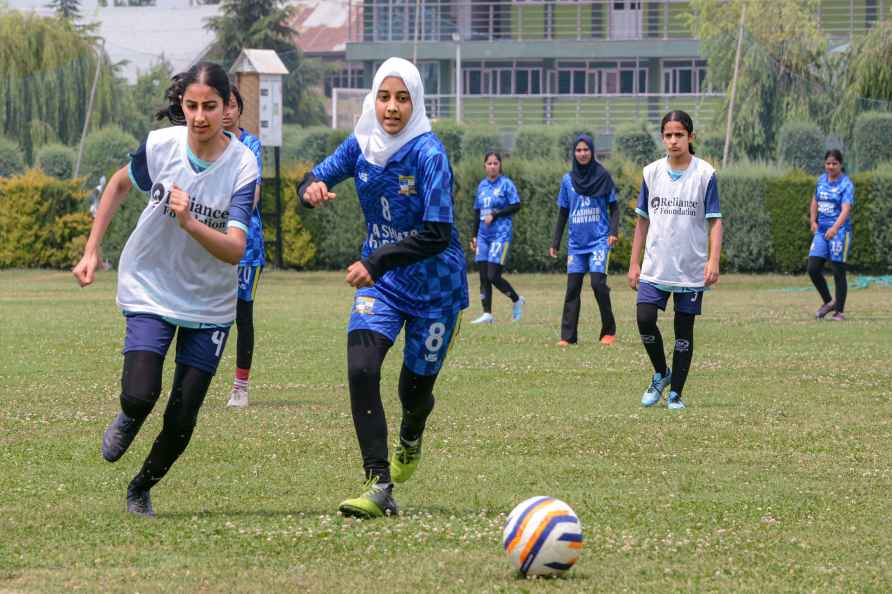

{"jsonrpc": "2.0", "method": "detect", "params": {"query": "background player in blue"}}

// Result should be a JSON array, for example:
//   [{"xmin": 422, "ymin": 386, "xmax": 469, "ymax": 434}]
[
  {"xmin": 808, "ymin": 149, "xmax": 854, "ymax": 322},
  {"xmin": 629, "ymin": 111, "xmax": 723, "ymax": 410},
  {"xmin": 222, "ymin": 82, "xmax": 265, "ymax": 407},
  {"xmin": 298, "ymin": 58, "xmax": 468, "ymax": 519},
  {"xmin": 469, "ymin": 151, "xmax": 524, "ymax": 324},
  {"xmin": 71, "ymin": 63, "xmax": 258, "ymax": 516},
  {"xmin": 549, "ymin": 134, "xmax": 619, "ymax": 346}
]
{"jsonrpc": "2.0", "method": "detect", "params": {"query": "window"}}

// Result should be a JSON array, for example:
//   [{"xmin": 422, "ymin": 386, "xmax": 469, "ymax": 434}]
[
  {"xmin": 463, "ymin": 62, "xmax": 543, "ymax": 95},
  {"xmin": 556, "ymin": 61, "xmax": 647, "ymax": 94},
  {"xmin": 663, "ymin": 60, "xmax": 709, "ymax": 94}
]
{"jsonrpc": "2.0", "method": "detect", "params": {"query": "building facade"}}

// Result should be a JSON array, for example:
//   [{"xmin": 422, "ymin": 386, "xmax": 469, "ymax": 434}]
[{"xmin": 337, "ymin": 0, "xmax": 888, "ymax": 133}]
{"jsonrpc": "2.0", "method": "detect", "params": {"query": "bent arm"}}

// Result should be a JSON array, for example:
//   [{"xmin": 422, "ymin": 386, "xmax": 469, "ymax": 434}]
[{"xmin": 362, "ymin": 222, "xmax": 451, "ymax": 280}]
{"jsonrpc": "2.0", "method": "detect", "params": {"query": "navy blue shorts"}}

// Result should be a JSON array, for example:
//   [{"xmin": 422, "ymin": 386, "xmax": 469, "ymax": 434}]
[
  {"xmin": 123, "ymin": 314, "xmax": 231, "ymax": 375},
  {"xmin": 636, "ymin": 281, "xmax": 704, "ymax": 316},
  {"xmin": 347, "ymin": 287, "xmax": 462, "ymax": 376}
]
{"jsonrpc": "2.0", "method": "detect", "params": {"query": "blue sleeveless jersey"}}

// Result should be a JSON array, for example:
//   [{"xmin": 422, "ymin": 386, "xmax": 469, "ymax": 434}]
[
  {"xmin": 556, "ymin": 173, "xmax": 617, "ymax": 255},
  {"xmin": 311, "ymin": 132, "xmax": 468, "ymax": 318},
  {"xmin": 238, "ymin": 128, "xmax": 265, "ymax": 267},
  {"xmin": 474, "ymin": 175, "xmax": 520, "ymax": 241}
]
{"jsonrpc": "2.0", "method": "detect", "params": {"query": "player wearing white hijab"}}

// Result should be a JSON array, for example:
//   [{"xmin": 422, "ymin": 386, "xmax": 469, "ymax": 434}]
[{"xmin": 300, "ymin": 58, "xmax": 468, "ymax": 518}]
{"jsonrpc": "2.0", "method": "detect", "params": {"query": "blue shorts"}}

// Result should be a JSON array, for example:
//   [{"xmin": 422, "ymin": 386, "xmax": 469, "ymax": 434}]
[
  {"xmin": 347, "ymin": 287, "xmax": 462, "ymax": 376},
  {"xmin": 567, "ymin": 245, "xmax": 610, "ymax": 274},
  {"xmin": 123, "ymin": 314, "xmax": 231, "ymax": 375},
  {"xmin": 475, "ymin": 236, "xmax": 510, "ymax": 265},
  {"xmin": 237, "ymin": 264, "xmax": 263, "ymax": 302},
  {"xmin": 809, "ymin": 229, "xmax": 851, "ymax": 263},
  {"xmin": 636, "ymin": 281, "xmax": 704, "ymax": 316}
]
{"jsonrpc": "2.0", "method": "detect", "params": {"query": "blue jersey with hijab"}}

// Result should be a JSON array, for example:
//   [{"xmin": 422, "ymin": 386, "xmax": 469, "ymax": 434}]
[
  {"xmin": 238, "ymin": 128, "xmax": 265, "ymax": 267},
  {"xmin": 311, "ymin": 131, "xmax": 468, "ymax": 318},
  {"xmin": 474, "ymin": 175, "xmax": 520, "ymax": 241},
  {"xmin": 815, "ymin": 173, "xmax": 854, "ymax": 232},
  {"xmin": 556, "ymin": 173, "xmax": 617, "ymax": 255}
]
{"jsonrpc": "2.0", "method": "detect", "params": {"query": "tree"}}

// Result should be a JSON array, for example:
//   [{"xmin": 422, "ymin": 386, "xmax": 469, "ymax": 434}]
[
  {"xmin": 688, "ymin": 0, "xmax": 829, "ymax": 160},
  {"xmin": 833, "ymin": 20, "xmax": 892, "ymax": 140},
  {"xmin": 46, "ymin": 0, "xmax": 80, "ymax": 20},
  {"xmin": 204, "ymin": 0, "xmax": 327, "ymax": 126},
  {"xmin": 123, "ymin": 59, "xmax": 174, "ymax": 142},
  {"xmin": 0, "ymin": 11, "xmax": 128, "ymax": 163}
]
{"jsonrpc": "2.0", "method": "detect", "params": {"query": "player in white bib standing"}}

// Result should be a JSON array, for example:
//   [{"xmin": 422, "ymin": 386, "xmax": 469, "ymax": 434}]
[
  {"xmin": 72, "ymin": 62, "xmax": 259, "ymax": 516},
  {"xmin": 628, "ymin": 111, "xmax": 723, "ymax": 410}
]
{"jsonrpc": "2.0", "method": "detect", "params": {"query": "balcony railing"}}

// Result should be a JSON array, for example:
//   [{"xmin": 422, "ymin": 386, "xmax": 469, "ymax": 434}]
[
  {"xmin": 332, "ymin": 89, "xmax": 725, "ymax": 131},
  {"xmin": 348, "ymin": 0, "xmax": 695, "ymax": 43},
  {"xmin": 346, "ymin": 0, "xmax": 887, "ymax": 44}
]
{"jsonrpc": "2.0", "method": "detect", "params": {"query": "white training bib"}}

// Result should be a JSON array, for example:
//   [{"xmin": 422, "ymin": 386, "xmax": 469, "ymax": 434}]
[
  {"xmin": 640, "ymin": 156, "xmax": 719, "ymax": 288},
  {"xmin": 117, "ymin": 126, "xmax": 259, "ymax": 324}
]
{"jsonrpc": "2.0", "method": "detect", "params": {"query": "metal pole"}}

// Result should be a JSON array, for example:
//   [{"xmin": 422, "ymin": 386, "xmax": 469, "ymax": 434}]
[
  {"xmin": 274, "ymin": 146, "xmax": 283, "ymax": 269},
  {"xmin": 722, "ymin": 2, "xmax": 746, "ymax": 168},
  {"xmin": 455, "ymin": 38, "xmax": 462, "ymax": 123},
  {"xmin": 412, "ymin": 0, "xmax": 421, "ymax": 62},
  {"xmin": 332, "ymin": 88, "xmax": 338, "ymax": 129},
  {"xmin": 74, "ymin": 41, "xmax": 103, "ymax": 179}
]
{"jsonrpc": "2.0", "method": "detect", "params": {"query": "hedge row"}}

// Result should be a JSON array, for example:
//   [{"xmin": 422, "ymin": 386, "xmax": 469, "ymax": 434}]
[{"xmin": 287, "ymin": 158, "xmax": 892, "ymax": 275}]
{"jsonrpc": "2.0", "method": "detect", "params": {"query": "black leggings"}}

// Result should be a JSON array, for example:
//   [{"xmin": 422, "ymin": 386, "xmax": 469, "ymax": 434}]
[
  {"xmin": 560, "ymin": 273, "xmax": 615, "ymax": 342},
  {"xmin": 636, "ymin": 304, "xmax": 696, "ymax": 397},
  {"xmin": 120, "ymin": 351, "xmax": 214, "ymax": 491},
  {"xmin": 807, "ymin": 256, "xmax": 847, "ymax": 313},
  {"xmin": 346, "ymin": 330, "xmax": 438, "ymax": 483},
  {"xmin": 235, "ymin": 298, "xmax": 255, "ymax": 370},
  {"xmin": 478, "ymin": 262, "xmax": 519, "ymax": 313}
]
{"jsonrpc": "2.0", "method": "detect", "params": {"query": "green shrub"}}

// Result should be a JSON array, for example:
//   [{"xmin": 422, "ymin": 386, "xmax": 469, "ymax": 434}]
[
  {"xmin": 0, "ymin": 170, "xmax": 92, "ymax": 268},
  {"xmin": 261, "ymin": 163, "xmax": 316, "ymax": 269},
  {"xmin": 765, "ymin": 171, "xmax": 815, "ymax": 273},
  {"xmin": 613, "ymin": 121, "xmax": 659, "ymax": 167},
  {"xmin": 852, "ymin": 111, "xmax": 892, "ymax": 171},
  {"xmin": 432, "ymin": 121, "xmax": 465, "ymax": 164},
  {"xmin": 35, "ymin": 143, "xmax": 76, "ymax": 179},
  {"xmin": 0, "ymin": 137, "xmax": 26, "ymax": 178},
  {"xmin": 82, "ymin": 127, "xmax": 138, "ymax": 187},
  {"xmin": 863, "ymin": 172, "xmax": 892, "ymax": 271},
  {"xmin": 513, "ymin": 126, "xmax": 558, "ymax": 160},
  {"xmin": 716, "ymin": 163, "xmax": 780, "ymax": 272},
  {"xmin": 462, "ymin": 130, "xmax": 503, "ymax": 162},
  {"xmin": 295, "ymin": 168, "xmax": 365, "ymax": 270},
  {"xmin": 29, "ymin": 120, "xmax": 58, "ymax": 156},
  {"xmin": 777, "ymin": 121, "xmax": 825, "ymax": 174}
]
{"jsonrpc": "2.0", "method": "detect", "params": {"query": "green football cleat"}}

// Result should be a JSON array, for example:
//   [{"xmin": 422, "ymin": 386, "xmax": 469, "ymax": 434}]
[
  {"xmin": 390, "ymin": 437, "xmax": 422, "ymax": 483},
  {"xmin": 338, "ymin": 477, "xmax": 398, "ymax": 519}
]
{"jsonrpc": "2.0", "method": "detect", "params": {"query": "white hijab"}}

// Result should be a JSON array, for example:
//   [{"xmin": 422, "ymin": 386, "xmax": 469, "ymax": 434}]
[{"xmin": 354, "ymin": 57, "xmax": 432, "ymax": 167}]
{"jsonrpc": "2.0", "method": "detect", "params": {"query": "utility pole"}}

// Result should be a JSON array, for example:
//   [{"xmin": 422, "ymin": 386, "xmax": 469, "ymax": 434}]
[
  {"xmin": 74, "ymin": 40, "xmax": 104, "ymax": 179},
  {"xmin": 722, "ymin": 2, "xmax": 746, "ymax": 168}
]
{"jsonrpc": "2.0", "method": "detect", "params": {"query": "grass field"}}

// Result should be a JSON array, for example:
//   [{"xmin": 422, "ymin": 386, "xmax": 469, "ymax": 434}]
[{"xmin": 2, "ymin": 270, "xmax": 892, "ymax": 593}]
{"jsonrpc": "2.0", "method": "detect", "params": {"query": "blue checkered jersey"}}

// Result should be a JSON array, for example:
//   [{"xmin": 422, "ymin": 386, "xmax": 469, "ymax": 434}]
[
  {"xmin": 815, "ymin": 173, "xmax": 854, "ymax": 232},
  {"xmin": 556, "ymin": 173, "xmax": 617, "ymax": 255},
  {"xmin": 311, "ymin": 132, "xmax": 469, "ymax": 318},
  {"xmin": 474, "ymin": 175, "xmax": 520, "ymax": 241},
  {"xmin": 238, "ymin": 128, "xmax": 265, "ymax": 266}
]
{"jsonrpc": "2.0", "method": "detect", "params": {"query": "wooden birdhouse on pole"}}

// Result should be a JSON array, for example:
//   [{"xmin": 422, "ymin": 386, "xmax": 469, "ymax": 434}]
[
  {"xmin": 230, "ymin": 49, "xmax": 289, "ymax": 267},
  {"xmin": 229, "ymin": 49, "xmax": 289, "ymax": 147}
]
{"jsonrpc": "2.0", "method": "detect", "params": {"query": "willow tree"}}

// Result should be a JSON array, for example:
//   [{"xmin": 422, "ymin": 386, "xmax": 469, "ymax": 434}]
[
  {"xmin": 832, "ymin": 20, "xmax": 892, "ymax": 139},
  {"xmin": 0, "ymin": 11, "xmax": 124, "ymax": 163},
  {"xmin": 688, "ymin": 0, "xmax": 829, "ymax": 160}
]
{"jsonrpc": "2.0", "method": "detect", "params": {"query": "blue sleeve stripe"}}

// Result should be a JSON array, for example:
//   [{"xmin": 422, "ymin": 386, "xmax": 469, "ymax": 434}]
[
  {"xmin": 127, "ymin": 164, "xmax": 144, "ymax": 193},
  {"xmin": 635, "ymin": 207, "xmax": 650, "ymax": 219},
  {"xmin": 705, "ymin": 213, "xmax": 722, "ymax": 219},
  {"xmin": 227, "ymin": 220, "xmax": 249, "ymax": 233}
]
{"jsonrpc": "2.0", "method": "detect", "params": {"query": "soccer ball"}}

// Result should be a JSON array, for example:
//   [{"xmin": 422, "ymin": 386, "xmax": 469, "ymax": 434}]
[{"xmin": 502, "ymin": 496, "xmax": 583, "ymax": 576}]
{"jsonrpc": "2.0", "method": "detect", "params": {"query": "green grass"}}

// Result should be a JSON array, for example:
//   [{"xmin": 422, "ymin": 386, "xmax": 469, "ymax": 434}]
[{"xmin": 2, "ymin": 270, "xmax": 892, "ymax": 593}]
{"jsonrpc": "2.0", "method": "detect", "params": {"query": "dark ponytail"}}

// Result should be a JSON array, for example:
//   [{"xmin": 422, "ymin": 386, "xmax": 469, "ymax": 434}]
[
  {"xmin": 661, "ymin": 110, "xmax": 696, "ymax": 155},
  {"xmin": 155, "ymin": 62, "xmax": 231, "ymax": 125}
]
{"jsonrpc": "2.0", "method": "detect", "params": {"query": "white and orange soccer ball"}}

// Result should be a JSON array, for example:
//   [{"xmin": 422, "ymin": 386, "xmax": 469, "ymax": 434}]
[{"xmin": 502, "ymin": 496, "xmax": 583, "ymax": 576}]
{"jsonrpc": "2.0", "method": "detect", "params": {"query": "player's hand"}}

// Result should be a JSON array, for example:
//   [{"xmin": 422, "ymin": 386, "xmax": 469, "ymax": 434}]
[
  {"xmin": 607, "ymin": 235, "xmax": 618, "ymax": 247},
  {"xmin": 346, "ymin": 261, "xmax": 374, "ymax": 288},
  {"xmin": 705, "ymin": 260, "xmax": 720, "ymax": 287},
  {"xmin": 470, "ymin": 237, "xmax": 477, "ymax": 252},
  {"xmin": 72, "ymin": 248, "xmax": 102, "ymax": 287},
  {"xmin": 169, "ymin": 184, "xmax": 192, "ymax": 229},
  {"xmin": 627, "ymin": 263, "xmax": 640, "ymax": 290},
  {"xmin": 824, "ymin": 226, "xmax": 838, "ymax": 240},
  {"xmin": 303, "ymin": 181, "xmax": 335, "ymax": 207},
  {"xmin": 483, "ymin": 214, "xmax": 494, "ymax": 226},
  {"xmin": 810, "ymin": 221, "xmax": 818, "ymax": 234},
  {"xmin": 548, "ymin": 246, "xmax": 558, "ymax": 259}
]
